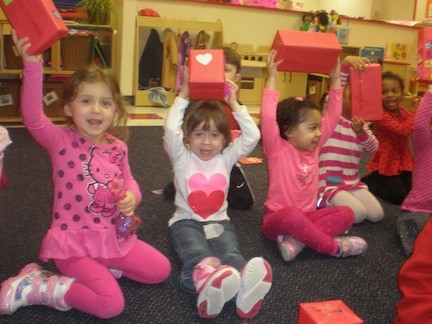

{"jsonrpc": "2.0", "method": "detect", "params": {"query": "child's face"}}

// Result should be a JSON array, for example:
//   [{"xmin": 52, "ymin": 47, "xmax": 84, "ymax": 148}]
[
  {"xmin": 286, "ymin": 110, "xmax": 322, "ymax": 152},
  {"xmin": 187, "ymin": 120, "xmax": 225, "ymax": 161},
  {"xmin": 225, "ymin": 63, "xmax": 240, "ymax": 83},
  {"xmin": 382, "ymin": 78, "xmax": 403, "ymax": 112},
  {"xmin": 63, "ymin": 81, "xmax": 117, "ymax": 144}
]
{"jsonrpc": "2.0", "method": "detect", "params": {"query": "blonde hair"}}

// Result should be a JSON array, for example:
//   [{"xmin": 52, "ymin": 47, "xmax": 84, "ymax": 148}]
[{"xmin": 61, "ymin": 65, "xmax": 129, "ymax": 141}]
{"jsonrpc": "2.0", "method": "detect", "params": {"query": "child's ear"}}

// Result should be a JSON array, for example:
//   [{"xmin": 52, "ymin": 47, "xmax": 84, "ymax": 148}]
[
  {"xmin": 234, "ymin": 73, "xmax": 241, "ymax": 84},
  {"xmin": 63, "ymin": 103, "xmax": 73, "ymax": 117}
]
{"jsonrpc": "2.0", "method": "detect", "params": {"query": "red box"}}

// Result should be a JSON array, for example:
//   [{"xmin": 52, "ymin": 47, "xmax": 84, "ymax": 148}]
[
  {"xmin": 349, "ymin": 64, "xmax": 382, "ymax": 121},
  {"xmin": 271, "ymin": 30, "xmax": 342, "ymax": 74},
  {"xmin": 0, "ymin": 0, "xmax": 69, "ymax": 55},
  {"xmin": 298, "ymin": 300, "xmax": 363, "ymax": 324},
  {"xmin": 188, "ymin": 49, "xmax": 225, "ymax": 100}
]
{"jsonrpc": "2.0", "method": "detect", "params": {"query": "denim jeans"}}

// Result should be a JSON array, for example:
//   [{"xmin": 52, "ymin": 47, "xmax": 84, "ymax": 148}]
[{"xmin": 170, "ymin": 219, "xmax": 246, "ymax": 293}]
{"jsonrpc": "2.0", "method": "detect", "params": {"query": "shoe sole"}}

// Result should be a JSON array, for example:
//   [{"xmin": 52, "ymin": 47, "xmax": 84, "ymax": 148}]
[
  {"xmin": 236, "ymin": 258, "xmax": 273, "ymax": 319},
  {"xmin": 0, "ymin": 263, "xmax": 40, "ymax": 315},
  {"xmin": 197, "ymin": 266, "xmax": 241, "ymax": 318}
]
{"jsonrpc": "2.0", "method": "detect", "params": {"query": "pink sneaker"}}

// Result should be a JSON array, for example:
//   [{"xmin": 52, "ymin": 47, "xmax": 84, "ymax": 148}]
[
  {"xmin": 0, "ymin": 263, "xmax": 74, "ymax": 315},
  {"xmin": 236, "ymin": 257, "xmax": 272, "ymax": 319},
  {"xmin": 334, "ymin": 236, "xmax": 368, "ymax": 258},
  {"xmin": 196, "ymin": 265, "xmax": 241, "ymax": 318},
  {"xmin": 277, "ymin": 235, "xmax": 305, "ymax": 262}
]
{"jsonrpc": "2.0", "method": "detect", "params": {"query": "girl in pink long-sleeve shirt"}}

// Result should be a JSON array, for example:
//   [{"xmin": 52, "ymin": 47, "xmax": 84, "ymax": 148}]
[
  {"xmin": 260, "ymin": 50, "xmax": 368, "ymax": 262},
  {"xmin": 0, "ymin": 30, "xmax": 170, "ymax": 319}
]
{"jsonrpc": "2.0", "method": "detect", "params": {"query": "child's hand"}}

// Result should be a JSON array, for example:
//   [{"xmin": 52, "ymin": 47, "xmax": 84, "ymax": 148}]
[
  {"xmin": 343, "ymin": 56, "xmax": 370, "ymax": 71},
  {"xmin": 11, "ymin": 29, "xmax": 42, "ymax": 62},
  {"xmin": 265, "ymin": 49, "xmax": 282, "ymax": 89},
  {"xmin": 351, "ymin": 116, "xmax": 366, "ymax": 136},
  {"xmin": 224, "ymin": 79, "xmax": 241, "ymax": 112},
  {"xmin": 117, "ymin": 191, "xmax": 137, "ymax": 216},
  {"xmin": 178, "ymin": 66, "xmax": 189, "ymax": 99}
]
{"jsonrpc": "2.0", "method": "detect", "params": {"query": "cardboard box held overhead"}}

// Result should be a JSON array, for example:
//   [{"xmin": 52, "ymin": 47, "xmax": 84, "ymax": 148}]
[{"xmin": 271, "ymin": 30, "xmax": 342, "ymax": 74}]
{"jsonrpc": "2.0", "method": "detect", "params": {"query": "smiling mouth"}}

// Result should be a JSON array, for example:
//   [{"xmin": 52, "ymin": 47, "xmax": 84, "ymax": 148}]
[{"xmin": 88, "ymin": 119, "xmax": 102, "ymax": 126}]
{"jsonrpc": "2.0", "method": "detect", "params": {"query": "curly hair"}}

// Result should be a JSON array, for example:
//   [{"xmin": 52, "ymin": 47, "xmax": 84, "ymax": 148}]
[
  {"xmin": 276, "ymin": 97, "xmax": 321, "ymax": 140},
  {"xmin": 382, "ymin": 71, "xmax": 404, "ymax": 91}
]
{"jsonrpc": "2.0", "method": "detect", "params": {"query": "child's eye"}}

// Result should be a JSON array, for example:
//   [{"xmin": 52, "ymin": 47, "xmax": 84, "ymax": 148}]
[
  {"xmin": 102, "ymin": 100, "xmax": 113, "ymax": 107},
  {"xmin": 211, "ymin": 133, "xmax": 221, "ymax": 139},
  {"xmin": 81, "ymin": 98, "xmax": 91, "ymax": 104}
]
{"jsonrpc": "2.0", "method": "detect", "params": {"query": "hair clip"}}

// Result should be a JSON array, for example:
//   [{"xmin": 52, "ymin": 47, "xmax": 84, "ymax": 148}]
[{"xmin": 295, "ymin": 96, "xmax": 303, "ymax": 101}]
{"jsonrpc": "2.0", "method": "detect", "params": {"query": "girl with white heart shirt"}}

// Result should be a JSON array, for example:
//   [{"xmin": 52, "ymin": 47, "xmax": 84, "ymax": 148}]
[{"xmin": 163, "ymin": 69, "xmax": 272, "ymax": 319}]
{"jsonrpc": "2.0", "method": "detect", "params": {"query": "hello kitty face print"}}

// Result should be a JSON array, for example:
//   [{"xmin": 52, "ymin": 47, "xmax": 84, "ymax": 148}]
[{"xmin": 85, "ymin": 146, "xmax": 125, "ymax": 217}]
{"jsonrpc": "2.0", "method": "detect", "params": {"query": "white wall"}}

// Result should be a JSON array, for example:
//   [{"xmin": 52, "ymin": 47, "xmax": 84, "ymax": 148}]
[{"xmin": 319, "ymin": 0, "xmax": 373, "ymax": 19}]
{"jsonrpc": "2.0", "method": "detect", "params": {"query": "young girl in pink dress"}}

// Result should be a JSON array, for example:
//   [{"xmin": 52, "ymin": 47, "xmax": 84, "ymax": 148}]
[
  {"xmin": 260, "ymin": 50, "xmax": 368, "ymax": 262},
  {"xmin": 0, "ymin": 30, "xmax": 170, "ymax": 319}
]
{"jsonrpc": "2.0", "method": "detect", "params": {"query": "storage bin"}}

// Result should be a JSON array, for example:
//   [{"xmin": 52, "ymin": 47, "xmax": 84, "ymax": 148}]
[
  {"xmin": 3, "ymin": 35, "xmax": 23, "ymax": 69},
  {"xmin": 61, "ymin": 35, "xmax": 94, "ymax": 70},
  {"xmin": 43, "ymin": 81, "xmax": 65, "ymax": 117},
  {"xmin": 0, "ymin": 79, "xmax": 20, "ymax": 116}
]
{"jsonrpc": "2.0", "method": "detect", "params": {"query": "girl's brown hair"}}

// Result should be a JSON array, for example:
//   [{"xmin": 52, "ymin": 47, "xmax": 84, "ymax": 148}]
[
  {"xmin": 183, "ymin": 100, "xmax": 231, "ymax": 148},
  {"xmin": 61, "ymin": 65, "xmax": 129, "ymax": 141}
]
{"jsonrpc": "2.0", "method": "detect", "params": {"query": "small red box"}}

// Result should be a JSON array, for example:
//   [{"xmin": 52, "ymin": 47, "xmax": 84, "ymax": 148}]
[
  {"xmin": 298, "ymin": 300, "xmax": 363, "ymax": 324},
  {"xmin": 349, "ymin": 64, "xmax": 382, "ymax": 121},
  {"xmin": 0, "ymin": 0, "xmax": 69, "ymax": 55},
  {"xmin": 271, "ymin": 30, "xmax": 342, "ymax": 74},
  {"xmin": 188, "ymin": 49, "xmax": 225, "ymax": 100}
]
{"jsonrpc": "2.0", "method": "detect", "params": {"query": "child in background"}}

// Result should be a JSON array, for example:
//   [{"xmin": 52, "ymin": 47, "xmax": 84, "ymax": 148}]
[
  {"xmin": 396, "ymin": 85, "xmax": 432, "ymax": 257},
  {"xmin": 0, "ymin": 30, "xmax": 171, "ymax": 319},
  {"xmin": 163, "ymin": 68, "xmax": 272, "ymax": 319},
  {"xmin": 362, "ymin": 71, "xmax": 414, "ymax": 205},
  {"xmin": 260, "ymin": 50, "xmax": 368, "ymax": 262},
  {"xmin": 0, "ymin": 126, "xmax": 11, "ymax": 189},
  {"xmin": 164, "ymin": 46, "xmax": 255, "ymax": 210},
  {"xmin": 318, "ymin": 56, "xmax": 384, "ymax": 224},
  {"xmin": 300, "ymin": 12, "xmax": 315, "ymax": 31}
]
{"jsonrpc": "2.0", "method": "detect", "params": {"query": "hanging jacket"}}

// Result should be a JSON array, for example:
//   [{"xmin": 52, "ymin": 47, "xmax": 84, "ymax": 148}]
[
  {"xmin": 139, "ymin": 28, "xmax": 163, "ymax": 88},
  {"xmin": 161, "ymin": 30, "xmax": 179, "ymax": 90}
]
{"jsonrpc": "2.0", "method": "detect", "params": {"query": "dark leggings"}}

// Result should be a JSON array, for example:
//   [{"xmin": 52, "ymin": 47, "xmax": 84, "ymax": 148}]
[{"xmin": 362, "ymin": 171, "xmax": 412, "ymax": 205}]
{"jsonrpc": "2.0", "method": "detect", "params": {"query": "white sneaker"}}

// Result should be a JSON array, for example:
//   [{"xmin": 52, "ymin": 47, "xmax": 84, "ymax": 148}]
[
  {"xmin": 236, "ymin": 257, "xmax": 272, "ymax": 319},
  {"xmin": 197, "ymin": 265, "xmax": 241, "ymax": 318}
]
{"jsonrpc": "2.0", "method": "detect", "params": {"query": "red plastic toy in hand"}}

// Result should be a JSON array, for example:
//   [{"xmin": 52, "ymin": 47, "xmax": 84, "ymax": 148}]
[{"xmin": 108, "ymin": 177, "xmax": 141, "ymax": 242}]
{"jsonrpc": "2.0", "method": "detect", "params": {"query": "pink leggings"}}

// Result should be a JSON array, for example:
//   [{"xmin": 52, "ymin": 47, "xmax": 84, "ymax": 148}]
[
  {"xmin": 262, "ymin": 205, "xmax": 354, "ymax": 255},
  {"xmin": 54, "ymin": 239, "xmax": 171, "ymax": 319}
]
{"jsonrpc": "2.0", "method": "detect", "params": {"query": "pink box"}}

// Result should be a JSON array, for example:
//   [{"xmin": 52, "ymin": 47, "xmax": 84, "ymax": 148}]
[
  {"xmin": 271, "ymin": 30, "xmax": 342, "ymax": 74},
  {"xmin": 349, "ymin": 64, "xmax": 382, "ymax": 121},
  {"xmin": 0, "ymin": 0, "xmax": 69, "ymax": 55},
  {"xmin": 298, "ymin": 300, "xmax": 363, "ymax": 324},
  {"xmin": 188, "ymin": 49, "xmax": 225, "ymax": 100}
]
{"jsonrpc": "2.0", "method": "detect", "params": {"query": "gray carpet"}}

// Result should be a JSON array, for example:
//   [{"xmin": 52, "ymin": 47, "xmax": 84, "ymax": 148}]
[{"xmin": 0, "ymin": 126, "xmax": 406, "ymax": 323}]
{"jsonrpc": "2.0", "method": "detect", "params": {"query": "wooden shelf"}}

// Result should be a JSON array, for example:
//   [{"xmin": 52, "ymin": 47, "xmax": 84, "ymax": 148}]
[
  {"xmin": 0, "ymin": 21, "xmax": 115, "ymax": 121},
  {"xmin": 133, "ymin": 16, "xmax": 223, "ymax": 106}
]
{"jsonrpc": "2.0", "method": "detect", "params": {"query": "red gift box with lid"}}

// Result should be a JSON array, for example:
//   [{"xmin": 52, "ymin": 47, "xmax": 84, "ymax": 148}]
[
  {"xmin": 188, "ymin": 49, "xmax": 225, "ymax": 100},
  {"xmin": 0, "ymin": 0, "xmax": 69, "ymax": 55},
  {"xmin": 349, "ymin": 64, "xmax": 382, "ymax": 121},
  {"xmin": 271, "ymin": 30, "xmax": 342, "ymax": 74},
  {"xmin": 298, "ymin": 300, "xmax": 363, "ymax": 324}
]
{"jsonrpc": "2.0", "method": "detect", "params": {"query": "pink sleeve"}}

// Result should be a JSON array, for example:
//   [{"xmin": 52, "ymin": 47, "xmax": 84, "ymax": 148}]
[
  {"xmin": 21, "ymin": 61, "xmax": 63, "ymax": 151},
  {"xmin": 260, "ymin": 88, "xmax": 283, "ymax": 157},
  {"xmin": 413, "ymin": 91, "xmax": 432, "ymax": 152}
]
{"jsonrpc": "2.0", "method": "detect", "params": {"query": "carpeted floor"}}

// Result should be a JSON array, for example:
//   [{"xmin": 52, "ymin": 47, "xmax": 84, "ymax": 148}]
[{"xmin": 0, "ymin": 126, "xmax": 406, "ymax": 324}]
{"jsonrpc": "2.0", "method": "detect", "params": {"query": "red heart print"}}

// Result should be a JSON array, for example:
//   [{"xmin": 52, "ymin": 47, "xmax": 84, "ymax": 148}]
[{"xmin": 188, "ymin": 190, "xmax": 225, "ymax": 219}]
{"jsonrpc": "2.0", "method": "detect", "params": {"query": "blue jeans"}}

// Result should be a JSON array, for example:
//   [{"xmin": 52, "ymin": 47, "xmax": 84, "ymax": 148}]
[{"xmin": 170, "ymin": 219, "xmax": 246, "ymax": 294}]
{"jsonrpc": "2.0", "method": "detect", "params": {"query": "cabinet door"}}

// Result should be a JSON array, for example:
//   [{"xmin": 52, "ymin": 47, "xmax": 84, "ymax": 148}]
[{"xmin": 276, "ymin": 72, "xmax": 307, "ymax": 98}]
